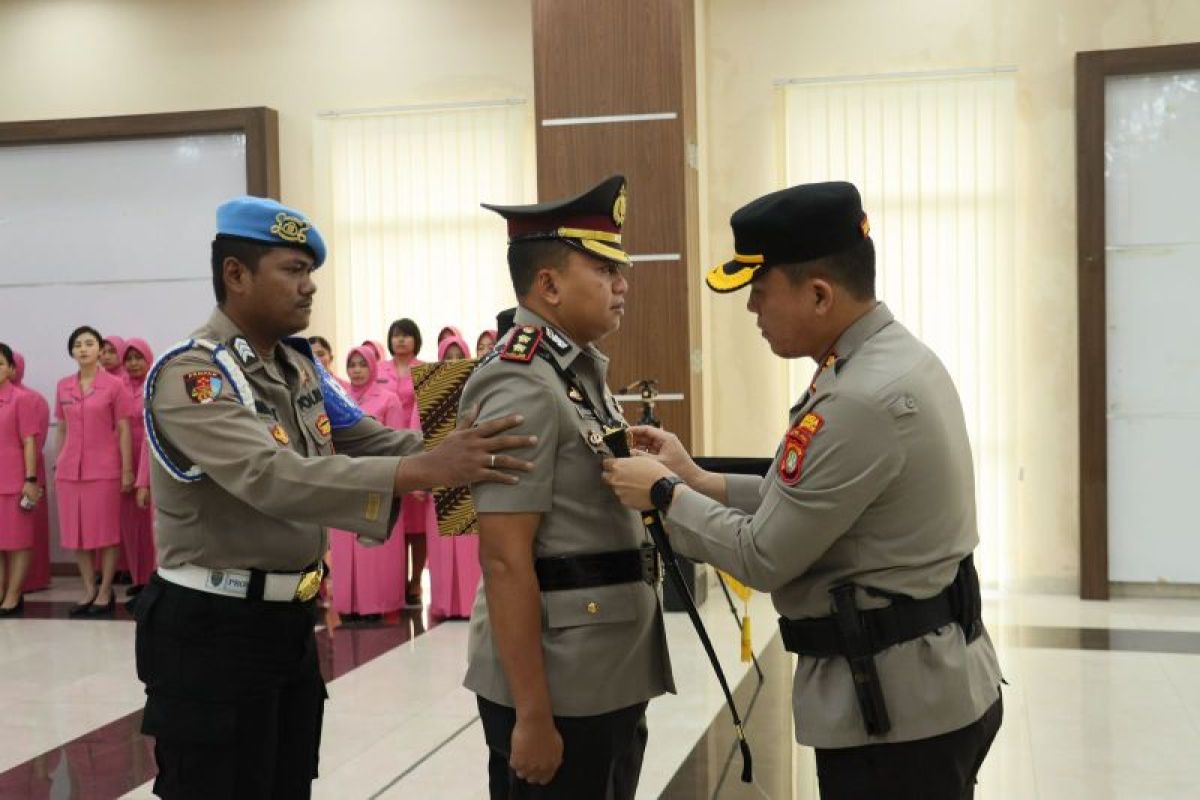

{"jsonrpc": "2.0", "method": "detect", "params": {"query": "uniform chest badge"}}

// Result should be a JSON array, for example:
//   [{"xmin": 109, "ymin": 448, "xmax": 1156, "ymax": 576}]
[
  {"xmin": 779, "ymin": 412, "xmax": 824, "ymax": 486},
  {"xmin": 587, "ymin": 430, "xmax": 604, "ymax": 447},
  {"xmin": 315, "ymin": 413, "xmax": 331, "ymax": 437},
  {"xmin": 184, "ymin": 370, "xmax": 223, "ymax": 404},
  {"xmin": 271, "ymin": 423, "xmax": 290, "ymax": 446},
  {"xmin": 568, "ymin": 386, "xmax": 584, "ymax": 403}
]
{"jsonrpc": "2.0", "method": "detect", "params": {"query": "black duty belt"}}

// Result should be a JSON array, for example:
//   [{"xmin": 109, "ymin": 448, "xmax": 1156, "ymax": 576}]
[
  {"xmin": 780, "ymin": 590, "xmax": 959, "ymax": 657},
  {"xmin": 779, "ymin": 557, "xmax": 985, "ymax": 659},
  {"xmin": 535, "ymin": 545, "xmax": 660, "ymax": 592}
]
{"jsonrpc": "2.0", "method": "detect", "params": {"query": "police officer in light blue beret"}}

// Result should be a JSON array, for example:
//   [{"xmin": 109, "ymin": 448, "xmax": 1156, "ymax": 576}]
[{"xmin": 133, "ymin": 195, "xmax": 538, "ymax": 799}]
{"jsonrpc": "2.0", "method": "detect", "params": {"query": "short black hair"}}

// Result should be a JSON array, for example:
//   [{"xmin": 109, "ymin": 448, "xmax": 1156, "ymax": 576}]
[
  {"xmin": 777, "ymin": 237, "xmax": 875, "ymax": 301},
  {"xmin": 0, "ymin": 342, "xmax": 13, "ymax": 369},
  {"xmin": 67, "ymin": 325, "xmax": 103, "ymax": 355},
  {"xmin": 307, "ymin": 335, "xmax": 332, "ymax": 353},
  {"xmin": 507, "ymin": 239, "xmax": 572, "ymax": 298},
  {"xmin": 386, "ymin": 318, "xmax": 422, "ymax": 357},
  {"xmin": 211, "ymin": 236, "xmax": 272, "ymax": 304}
]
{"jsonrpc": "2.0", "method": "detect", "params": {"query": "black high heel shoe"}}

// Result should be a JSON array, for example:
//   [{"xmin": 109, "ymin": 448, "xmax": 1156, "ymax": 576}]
[
  {"xmin": 87, "ymin": 595, "xmax": 116, "ymax": 616},
  {"xmin": 0, "ymin": 596, "xmax": 24, "ymax": 617},
  {"xmin": 70, "ymin": 590, "xmax": 99, "ymax": 617}
]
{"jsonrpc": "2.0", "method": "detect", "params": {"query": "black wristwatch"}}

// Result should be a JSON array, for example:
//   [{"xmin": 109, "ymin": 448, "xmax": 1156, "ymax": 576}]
[
  {"xmin": 24, "ymin": 476, "xmax": 37, "ymax": 484},
  {"xmin": 650, "ymin": 476, "xmax": 686, "ymax": 513}
]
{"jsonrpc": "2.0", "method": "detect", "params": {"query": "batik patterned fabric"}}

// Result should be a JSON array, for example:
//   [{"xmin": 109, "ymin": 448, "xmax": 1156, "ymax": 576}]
[{"xmin": 411, "ymin": 358, "xmax": 479, "ymax": 536}]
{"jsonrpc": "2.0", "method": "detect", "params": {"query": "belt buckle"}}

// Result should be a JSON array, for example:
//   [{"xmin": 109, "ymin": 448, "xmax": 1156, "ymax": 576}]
[
  {"xmin": 641, "ymin": 547, "xmax": 662, "ymax": 586},
  {"xmin": 293, "ymin": 564, "xmax": 324, "ymax": 602}
]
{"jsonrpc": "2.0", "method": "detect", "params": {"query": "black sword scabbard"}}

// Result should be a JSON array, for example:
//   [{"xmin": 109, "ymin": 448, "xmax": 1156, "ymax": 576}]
[{"xmin": 604, "ymin": 428, "xmax": 753, "ymax": 784}]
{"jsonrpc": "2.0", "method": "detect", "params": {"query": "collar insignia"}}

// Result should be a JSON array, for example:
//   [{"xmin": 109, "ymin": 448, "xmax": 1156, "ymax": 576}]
[
  {"xmin": 232, "ymin": 337, "xmax": 258, "ymax": 367},
  {"xmin": 542, "ymin": 326, "xmax": 572, "ymax": 355}
]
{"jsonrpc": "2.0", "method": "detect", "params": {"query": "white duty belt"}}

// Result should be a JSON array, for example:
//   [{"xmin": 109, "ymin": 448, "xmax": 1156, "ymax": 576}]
[{"xmin": 156, "ymin": 563, "xmax": 324, "ymax": 603}]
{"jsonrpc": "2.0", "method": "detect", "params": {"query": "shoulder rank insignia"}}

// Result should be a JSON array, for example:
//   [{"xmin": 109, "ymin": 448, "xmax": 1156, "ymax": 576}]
[
  {"xmin": 779, "ymin": 412, "xmax": 824, "ymax": 486},
  {"xmin": 184, "ymin": 370, "xmax": 223, "ymax": 404},
  {"xmin": 499, "ymin": 326, "xmax": 544, "ymax": 363},
  {"xmin": 270, "ymin": 423, "xmax": 290, "ymax": 446},
  {"xmin": 542, "ymin": 325, "xmax": 572, "ymax": 355},
  {"xmin": 231, "ymin": 337, "xmax": 258, "ymax": 367}
]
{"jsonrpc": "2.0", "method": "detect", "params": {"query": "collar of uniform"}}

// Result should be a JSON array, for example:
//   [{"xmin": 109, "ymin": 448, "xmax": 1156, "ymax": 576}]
[
  {"xmin": 829, "ymin": 302, "xmax": 894, "ymax": 367},
  {"xmin": 203, "ymin": 307, "xmax": 268, "ymax": 374},
  {"xmin": 512, "ymin": 306, "xmax": 597, "ymax": 369}
]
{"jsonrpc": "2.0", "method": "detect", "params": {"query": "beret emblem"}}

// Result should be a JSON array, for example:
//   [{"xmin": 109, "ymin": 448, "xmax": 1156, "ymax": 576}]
[{"xmin": 271, "ymin": 212, "xmax": 310, "ymax": 245}]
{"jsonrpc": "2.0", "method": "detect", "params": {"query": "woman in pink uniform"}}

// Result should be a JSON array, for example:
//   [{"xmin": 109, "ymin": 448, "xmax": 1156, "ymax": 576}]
[
  {"xmin": 385, "ymin": 318, "xmax": 431, "ymax": 605},
  {"xmin": 307, "ymin": 336, "xmax": 351, "ymax": 392},
  {"xmin": 475, "ymin": 329, "xmax": 498, "ymax": 359},
  {"xmin": 55, "ymin": 326, "xmax": 134, "ymax": 615},
  {"xmin": 99, "ymin": 335, "xmax": 127, "ymax": 382},
  {"xmin": 0, "ymin": 343, "xmax": 41, "ymax": 616},
  {"xmin": 425, "ymin": 332, "xmax": 482, "ymax": 620},
  {"xmin": 328, "ymin": 345, "xmax": 407, "ymax": 619},
  {"xmin": 10, "ymin": 353, "xmax": 51, "ymax": 594},
  {"xmin": 119, "ymin": 339, "xmax": 156, "ymax": 596}
]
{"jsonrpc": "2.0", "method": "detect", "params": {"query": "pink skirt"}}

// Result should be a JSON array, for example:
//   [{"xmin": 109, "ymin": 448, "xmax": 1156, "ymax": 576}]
[
  {"xmin": 427, "ymin": 531, "xmax": 482, "ymax": 619},
  {"xmin": 329, "ymin": 523, "xmax": 407, "ymax": 615},
  {"xmin": 120, "ymin": 494, "xmax": 157, "ymax": 584},
  {"xmin": 0, "ymin": 494, "xmax": 35, "ymax": 550},
  {"xmin": 402, "ymin": 492, "xmax": 432, "ymax": 536},
  {"xmin": 56, "ymin": 478, "xmax": 122, "ymax": 550}
]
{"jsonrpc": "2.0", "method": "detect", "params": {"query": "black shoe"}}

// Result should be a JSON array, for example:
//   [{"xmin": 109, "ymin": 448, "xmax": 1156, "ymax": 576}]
[
  {"xmin": 125, "ymin": 584, "xmax": 144, "ymax": 598},
  {"xmin": 361, "ymin": 613, "xmax": 383, "ymax": 623},
  {"xmin": 0, "ymin": 596, "xmax": 24, "ymax": 617},
  {"xmin": 405, "ymin": 593, "xmax": 423, "ymax": 608},
  {"xmin": 86, "ymin": 597, "xmax": 115, "ymax": 616},
  {"xmin": 70, "ymin": 591, "xmax": 99, "ymax": 617},
  {"xmin": 113, "ymin": 571, "xmax": 133, "ymax": 585}
]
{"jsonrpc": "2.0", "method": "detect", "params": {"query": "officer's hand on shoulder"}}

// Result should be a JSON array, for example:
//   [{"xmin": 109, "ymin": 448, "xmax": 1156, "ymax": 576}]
[{"xmin": 398, "ymin": 405, "xmax": 537, "ymax": 490}]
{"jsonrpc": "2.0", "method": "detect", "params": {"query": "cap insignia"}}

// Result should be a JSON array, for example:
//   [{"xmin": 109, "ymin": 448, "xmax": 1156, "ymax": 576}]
[
  {"xmin": 860, "ymin": 214, "xmax": 871, "ymax": 237},
  {"xmin": 612, "ymin": 184, "xmax": 627, "ymax": 228},
  {"xmin": 271, "ymin": 212, "xmax": 310, "ymax": 245}
]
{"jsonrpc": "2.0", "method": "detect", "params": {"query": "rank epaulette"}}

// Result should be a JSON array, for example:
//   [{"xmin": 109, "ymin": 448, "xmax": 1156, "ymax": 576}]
[{"xmin": 498, "ymin": 326, "xmax": 543, "ymax": 363}]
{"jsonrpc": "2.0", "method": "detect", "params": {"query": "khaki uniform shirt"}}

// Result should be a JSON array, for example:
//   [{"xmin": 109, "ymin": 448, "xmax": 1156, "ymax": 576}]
[
  {"xmin": 149, "ymin": 308, "xmax": 420, "ymax": 571},
  {"xmin": 667, "ymin": 303, "xmax": 1002, "ymax": 748},
  {"xmin": 461, "ymin": 307, "xmax": 674, "ymax": 717}
]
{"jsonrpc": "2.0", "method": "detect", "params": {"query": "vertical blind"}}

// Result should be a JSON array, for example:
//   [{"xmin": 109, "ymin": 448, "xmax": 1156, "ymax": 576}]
[
  {"xmin": 780, "ymin": 70, "xmax": 1017, "ymax": 585},
  {"xmin": 323, "ymin": 101, "xmax": 531, "ymax": 360}
]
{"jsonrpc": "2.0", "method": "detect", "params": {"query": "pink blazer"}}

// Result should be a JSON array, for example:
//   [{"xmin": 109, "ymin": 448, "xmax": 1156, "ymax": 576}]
[{"xmin": 54, "ymin": 370, "xmax": 131, "ymax": 481}]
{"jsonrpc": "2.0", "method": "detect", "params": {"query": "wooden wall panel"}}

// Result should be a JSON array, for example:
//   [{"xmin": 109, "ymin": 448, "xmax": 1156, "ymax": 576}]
[
  {"xmin": 533, "ymin": 0, "xmax": 698, "ymax": 448},
  {"xmin": 533, "ymin": 0, "xmax": 683, "ymax": 118}
]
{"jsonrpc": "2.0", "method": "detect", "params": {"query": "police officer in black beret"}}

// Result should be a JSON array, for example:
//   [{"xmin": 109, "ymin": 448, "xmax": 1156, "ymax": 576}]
[{"xmin": 605, "ymin": 181, "xmax": 1003, "ymax": 799}]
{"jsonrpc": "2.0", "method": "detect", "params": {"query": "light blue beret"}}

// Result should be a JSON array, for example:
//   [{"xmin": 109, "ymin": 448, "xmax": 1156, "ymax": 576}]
[{"xmin": 215, "ymin": 196, "xmax": 327, "ymax": 268}]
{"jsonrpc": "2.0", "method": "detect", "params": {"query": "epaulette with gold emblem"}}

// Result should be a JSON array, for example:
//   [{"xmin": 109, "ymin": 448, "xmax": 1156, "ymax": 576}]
[{"xmin": 498, "ymin": 326, "xmax": 543, "ymax": 363}]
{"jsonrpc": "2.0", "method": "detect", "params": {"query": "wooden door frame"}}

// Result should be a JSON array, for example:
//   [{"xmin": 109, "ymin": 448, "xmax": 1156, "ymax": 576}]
[
  {"xmin": 1077, "ymin": 42, "xmax": 1200, "ymax": 600},
  {"xmin": 0, "ymin": 107, "xmax": 279, "ymax": 197}
]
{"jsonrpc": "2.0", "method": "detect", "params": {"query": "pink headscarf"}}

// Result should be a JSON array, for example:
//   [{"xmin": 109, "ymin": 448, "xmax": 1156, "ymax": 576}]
[
  {"xmin": 438, "ymin": 326, "xmax": 464, "ymax": 344},
  {"xmin": 120, "ymin": 338, "xmax": 154, "ymax": 393},
  {"xmin": 11, "ymin": 351, "xmax": 25, "ymax": 387},
  {"xmin": 102, "ymin": 335, "xmax": 127, "ymax": 377},
  {"xmin": 346, "ymin": 345, "xmax": 380, "ymax": 404},
  {"xmin": 476, "ymin": 329, "xmax": 499, "ymax": 358},
  {"xmin": 438, "ymin": 334, "xmax": 472, "ymax": 361}
]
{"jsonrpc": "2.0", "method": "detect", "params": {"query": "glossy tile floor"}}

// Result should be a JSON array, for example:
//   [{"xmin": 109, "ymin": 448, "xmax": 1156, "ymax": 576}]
[{"xmin": 1, "ymin": 578, "xmax": 1199, "ymax": 798}]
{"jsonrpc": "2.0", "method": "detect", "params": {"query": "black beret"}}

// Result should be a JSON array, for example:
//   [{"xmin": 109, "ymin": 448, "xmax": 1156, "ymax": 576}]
[{"xmin": 707, "ymin": 181, "xmax": 870, "ymax": 292}]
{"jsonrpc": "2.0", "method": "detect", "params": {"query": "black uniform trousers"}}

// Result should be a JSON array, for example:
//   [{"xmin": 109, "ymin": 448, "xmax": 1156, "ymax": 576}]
[
  {"xmin": 815, "ymin": 693, "xmax": 1003, "ymax": 800},
  {"xmin": 478, "ymin": 696, "xmax": 648, "ymax": 800},
  {"xmin": 133, "ymin": 575, "xmax": 327, "ymax": 800}
]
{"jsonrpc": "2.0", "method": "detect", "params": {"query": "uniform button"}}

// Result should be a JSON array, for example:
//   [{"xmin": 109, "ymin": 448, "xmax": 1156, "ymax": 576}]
[
  {"xmin": 905, "ymin": 397, "xmax": 916, "ymax": 409},
  {"xmin": 586, "ymin": 601, "xmax": 600, "ymax": 615}
]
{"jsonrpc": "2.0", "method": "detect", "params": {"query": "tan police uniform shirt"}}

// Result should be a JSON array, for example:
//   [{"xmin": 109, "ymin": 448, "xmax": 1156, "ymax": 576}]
[
  {"xmin": 461, "ymin": 307, "xmax": 674, "ymax": 717},
  {"xmin": 149, "ymin": 308, "xmax": 421, "ymax": 571},
  {"xmin": 666, "ymin": 302, "xmax": 1003, "ymax": 748}
]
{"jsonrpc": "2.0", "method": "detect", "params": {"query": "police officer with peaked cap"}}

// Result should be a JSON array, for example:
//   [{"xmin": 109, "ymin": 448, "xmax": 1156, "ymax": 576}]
[
  {"xmin": 603, "ymin": 182, "xmax": 1004, "ymax": 799},
  {"xmin": 134, "ymin": 195, "xmax": 536, "ymax": 799},
  {"xmin": 461, "ymin": 175, "xmax": 674, "ymax": 798}
]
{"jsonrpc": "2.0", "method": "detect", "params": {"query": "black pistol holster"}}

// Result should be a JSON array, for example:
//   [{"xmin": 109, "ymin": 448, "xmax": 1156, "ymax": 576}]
[{"xmin": 779, "ymin": 556, "xmax": 985, "ymax": 737}]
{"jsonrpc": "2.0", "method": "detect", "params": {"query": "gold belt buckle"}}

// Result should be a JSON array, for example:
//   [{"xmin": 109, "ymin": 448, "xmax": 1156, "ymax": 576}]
[{"xmin": 293, "ymin": 565, "xmax": 324, "ymax": 602}]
